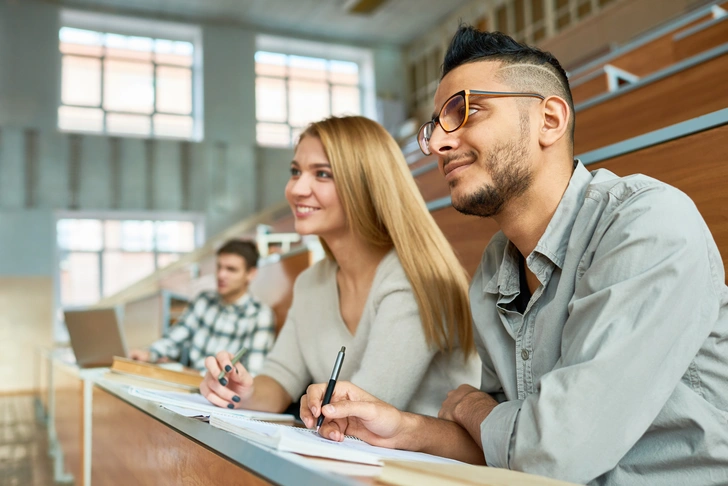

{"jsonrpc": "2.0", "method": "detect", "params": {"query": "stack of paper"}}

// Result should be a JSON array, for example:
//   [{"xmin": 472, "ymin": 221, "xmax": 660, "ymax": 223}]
[
  {"xmin": 209, "ymin": 413, "xmax": 465, "ymax": 466},
  {"xmin": 127, "ymin": 387, "xmax": 295, "ymax": 421}
]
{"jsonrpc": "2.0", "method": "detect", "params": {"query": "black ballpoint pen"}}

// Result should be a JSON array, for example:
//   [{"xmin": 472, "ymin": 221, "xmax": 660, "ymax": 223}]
[{"xmin": 317, "ymin": 346, "xmax": 346, "ymax": 431}]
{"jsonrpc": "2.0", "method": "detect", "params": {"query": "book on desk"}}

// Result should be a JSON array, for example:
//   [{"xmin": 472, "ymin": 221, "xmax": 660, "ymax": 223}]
[
  {"xmin": 105, "ymin": 356, "xmax": 203, "ymax": 392},
  {"xmin": 378, "ymin": 460, "xmax": 581, "ymax": 486}
]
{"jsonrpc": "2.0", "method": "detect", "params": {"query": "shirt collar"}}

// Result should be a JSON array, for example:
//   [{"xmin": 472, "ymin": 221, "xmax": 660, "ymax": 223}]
[
  {"xmin": 483, "ymin": 160, "xmax": 592, "ymax": 294},
  {"xmin": 219, "ymin": 291, "xmax": 252, "ymax": 308},
  {"xmin": 532, "ymin": 160, "xmax": 592, "ymax": 270}
]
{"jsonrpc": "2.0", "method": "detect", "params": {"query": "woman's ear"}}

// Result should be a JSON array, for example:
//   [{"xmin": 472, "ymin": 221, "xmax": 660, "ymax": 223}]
[{"xmin": 538, "ymin": 96, "xmax": 570, "ymax": 149}]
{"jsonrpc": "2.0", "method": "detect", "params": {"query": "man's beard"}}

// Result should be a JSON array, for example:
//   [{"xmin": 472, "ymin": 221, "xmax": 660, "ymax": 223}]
[{"xmin": 451, "ymin": 118, "xmax": 532, "ymax": 218}]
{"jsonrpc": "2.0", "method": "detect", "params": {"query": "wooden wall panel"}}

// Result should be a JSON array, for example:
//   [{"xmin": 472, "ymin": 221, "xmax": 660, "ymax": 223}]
[
  {"xmin": 91, "ymin": 387, "xmax": 271, "ymax": 486},
  {"xmin": 414, "ymin": 166, "xmax": 450, "ymax": 203},
  {"xmin": 589, "ymin": 124, "xmax": 728, "ymax": 279},
  {"xmin": 674, "ymin": 17, "xmax": 728, "ymax": 61},
  {"xmin": 431, "ymin": 207, "xmax": 499, "ymax": 278},
  {"xmin": 571, "ymin": 73, "xmax": 609, "ymax": 105},
  {"xmin": 574, "ymin": 52, "xmax": 728, "ymax": 154},
  {"xmin": 250, "ymin": 251, "xmax": 312, "ymax": 334},
  {"xmin": 0, "ymin": 277, "xmax": 53, "ymax": 393},
  {"xmin": 408, "ymin": 155, "xmax": 437, "ymax": 171}
]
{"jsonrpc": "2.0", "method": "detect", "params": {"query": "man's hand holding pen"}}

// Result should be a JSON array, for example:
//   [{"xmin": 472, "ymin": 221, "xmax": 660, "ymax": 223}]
[{"xmin": 300, "ymin": 380, "xmax": 414, "ymax": 450}]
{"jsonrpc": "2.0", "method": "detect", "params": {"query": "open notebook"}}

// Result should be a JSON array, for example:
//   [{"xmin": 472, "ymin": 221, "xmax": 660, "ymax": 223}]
[
  {"xmin": 209, "ymin": 413, "xmax": 465, "ymax": 467},
  {"xmin": 127, "ymin": 387, "xmax": 295, "ymax": 422}
]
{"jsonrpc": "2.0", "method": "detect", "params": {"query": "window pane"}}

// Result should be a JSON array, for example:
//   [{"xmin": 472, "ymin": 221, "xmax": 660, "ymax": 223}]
[
  {"xmin": 154, "ymin": 114, "xmax": 193, "ymax": 138},
  {"xmin": 60, "ymin": 252, "xmax": 100, "ymax": 306},
  {"xmin": 58, "ymin": 106, "xmax": 103, "ymax": 132},
  {"xmin": 288, "ymin": 80, "xmax": 329, "ymax": 127},
  {"xmin": 118, "ymin": 220, "xmax": 155, "ymax": 251},
  {"xmin": 329, "ymin": 60, "xmax": 359, "ymax": 85},
  {"xmin": 155, "ymin": 40, "xmax": 194, "ymax": 67},
  {"xmin": 255, "ymin": 51, "xmax": 287, "ymax": 76},
  {"xmin": 291, "ymin": 126, "xmax": 304, "ymax": 145},
  {"xmin": 256, "ymin": 77, "xmax": 287, "ymax": 122},
  {"xmin": 104, "ymin": 33, "xmax": 152, "ymax": 61},
  {"xmin": 157, "ymin": 253, "xmax": 180, "ymax": 269},
  {"xmin": 62, "ymin": 56, "xmax": 101, "ymax": 106},
  {"xmin": 104, "ymin": 220, "xmax": 122, "ymax": 250},
  {"xmin": 104, "ymin": 59, "xmax": 154, "ymax": 114},
  {"xmin": 59, "ymin": 27, "xmax": 103, "ymax": 56},
  {"xmin": 102, "ymin": 251, "xmax": 155, "ymax": 297},
  {"xmin": 156, "ymin": 66, "xmax": 192, "ymax": 114},
  {"xmin": 257, "ymin": 122, "xmax": 290, "ymax": 147},
  {"xmin": 331, "ymin": 85, "xmax": 361, "ymax": 116},
  {"xmin": 106, "ymin": 113, "xmax": 151, "ymax": 136},
  {"xmin": 57, "ymin": 219, "xmax": 103, "ymax": 251},
  {"xmin": 155, "ymin": 221, "xmax": 195, "ymax": 252},
  {"xmin": 289, "ymin": 55, "xmax": 327, "ymax": 81}
]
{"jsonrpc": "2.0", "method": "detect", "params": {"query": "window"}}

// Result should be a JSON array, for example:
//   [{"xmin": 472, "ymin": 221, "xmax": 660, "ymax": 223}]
[
  {"xmin": 57, "ymin": 218, "xmax": 198, "ymax": 306},
  {"xmin": 58, "ymin": 27, "xmax": 198, "ymax": 139},
  {"xmin": 255, "ymin": 51, "xmax": 362, "ymax": 147}
]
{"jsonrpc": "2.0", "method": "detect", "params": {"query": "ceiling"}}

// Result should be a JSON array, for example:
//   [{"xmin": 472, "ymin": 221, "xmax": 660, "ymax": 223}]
[{"xmin": 52, "ymin": 0, "xmax": 476, "ymax": 45}]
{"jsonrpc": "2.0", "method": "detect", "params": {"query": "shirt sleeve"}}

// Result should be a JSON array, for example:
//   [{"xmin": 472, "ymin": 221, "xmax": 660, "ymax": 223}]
[
  {"xmin": 348, "ymin": 286, "xmax": 437, "ymax": 411},
  {"xmin": 242, "ymin": 304, "xmax": 276, "ymax": 376},
  {"xmin": 149, "ymin": 295, "xmax": 203, "ymax": 362},
  {"xmin": 480, "ymin": 185, "xmax": 724, "ymax": 484}
]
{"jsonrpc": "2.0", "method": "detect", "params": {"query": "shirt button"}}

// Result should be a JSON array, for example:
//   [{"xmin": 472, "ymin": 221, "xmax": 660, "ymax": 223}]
[{"xmin": 521, "ymin": 349, "xmax": 530, "ymax": 360}]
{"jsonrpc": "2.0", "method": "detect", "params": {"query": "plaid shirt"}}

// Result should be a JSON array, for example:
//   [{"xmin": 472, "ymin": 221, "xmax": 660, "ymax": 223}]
[{"xmin": 149, "ymin": 291, "xmax": 275, "ymax": 374}]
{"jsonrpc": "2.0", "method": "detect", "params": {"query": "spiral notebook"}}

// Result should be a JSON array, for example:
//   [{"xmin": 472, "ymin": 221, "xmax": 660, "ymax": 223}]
[{"xmin": 209, "ymin": 413, "xmax": 465, "ymax": 467}]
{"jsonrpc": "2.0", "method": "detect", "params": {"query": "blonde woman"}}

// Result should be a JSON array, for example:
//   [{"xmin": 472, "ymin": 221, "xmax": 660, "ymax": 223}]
[{"xmin": 200, "ymin": 116, "xmax": 480, "ymax": 417}]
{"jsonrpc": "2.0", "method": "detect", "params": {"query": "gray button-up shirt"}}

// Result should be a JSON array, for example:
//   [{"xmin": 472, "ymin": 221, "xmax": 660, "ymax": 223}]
[{"xmin": 472, "ymin": 161, "xmax": 728, "ymax": 485}]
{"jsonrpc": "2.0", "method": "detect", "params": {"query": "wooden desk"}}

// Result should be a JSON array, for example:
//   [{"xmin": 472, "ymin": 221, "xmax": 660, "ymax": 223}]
[{"xmin": 46, "ymin": 354, "xmax": 368, "ymax": 485}]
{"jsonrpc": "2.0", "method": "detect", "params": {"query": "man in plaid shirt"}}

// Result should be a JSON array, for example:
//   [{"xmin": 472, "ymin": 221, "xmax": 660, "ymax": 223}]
[{"xmin": 129, "ymin": 239, "xmax": 275, "ymax": 374}]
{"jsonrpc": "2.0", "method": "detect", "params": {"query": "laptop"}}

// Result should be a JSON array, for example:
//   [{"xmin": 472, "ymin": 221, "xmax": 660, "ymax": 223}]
[{"xmin": 64, "ymin": 307, "xmax": 128, "ymax": 368}]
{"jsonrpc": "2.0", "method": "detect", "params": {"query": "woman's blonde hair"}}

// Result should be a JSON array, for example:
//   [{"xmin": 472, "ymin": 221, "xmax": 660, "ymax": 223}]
[{"xmin": 299, "ymin": 116, "xmax": 473, "ymax": 355}]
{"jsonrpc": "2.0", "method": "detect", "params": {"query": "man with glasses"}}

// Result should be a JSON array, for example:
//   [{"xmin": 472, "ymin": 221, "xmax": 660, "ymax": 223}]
[{"xmin": 301, "ymin": 26, "xmax": 728, "ymax": 485}]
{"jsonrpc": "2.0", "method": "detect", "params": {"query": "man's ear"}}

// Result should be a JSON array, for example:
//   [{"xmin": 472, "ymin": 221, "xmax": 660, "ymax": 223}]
[
  {"xmin": 246, "ymin": 267, "xmax": 258, "ymax": 283},
  {"xmin": 538, "ymin": 95, "xmax": 570, "ymax": 148}
]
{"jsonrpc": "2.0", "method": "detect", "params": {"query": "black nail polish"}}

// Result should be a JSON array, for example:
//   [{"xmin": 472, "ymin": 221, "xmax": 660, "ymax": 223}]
[
  {"xmin": 232, "ymin": 396, "xmax": 240, "ymax": 403},
  {"xmin": 219, "ymin": 378, "xmax": 228, "ymax": 386},
  {"xmin": 227, "ymin": 403, "xmax": 234, "ymax": 409},
  {"xmin": 225, "ymin": 365, "xmax": 232, "ymax": 372}
]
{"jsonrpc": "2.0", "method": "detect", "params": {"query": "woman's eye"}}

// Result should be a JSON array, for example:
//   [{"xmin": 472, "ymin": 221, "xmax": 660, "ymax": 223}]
[
  {"xmin": 316, "ymin": 171, "xmax": 332, "ymax": 178},
  {"xmin": 290, "ymin": 168, "xmax": 301, "ymax": 176}
]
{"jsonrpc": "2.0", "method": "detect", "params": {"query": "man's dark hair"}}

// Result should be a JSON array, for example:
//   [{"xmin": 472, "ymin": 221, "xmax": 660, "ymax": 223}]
[
  {"xmin": 442, "ymin": 26, "xmax": 575, "ymax": 145},
  {"xmin": 216, "ymin": 239, "xmax": 259, "ymax": 270}
]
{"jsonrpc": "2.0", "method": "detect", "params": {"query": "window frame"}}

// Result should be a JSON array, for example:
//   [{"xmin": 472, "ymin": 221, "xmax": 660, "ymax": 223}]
[
  {"xmin": 53, "ymin": 209, "xmax": 205, "ymax": 342},
  {"xmin": 254, "ymin": 34, "xmax": 376, "ymax": 148},
  {"xmin": 58, "ymin": 10, "xmax": 204, "ymax": 141}
]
